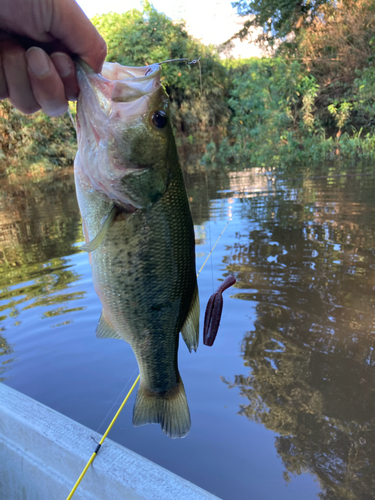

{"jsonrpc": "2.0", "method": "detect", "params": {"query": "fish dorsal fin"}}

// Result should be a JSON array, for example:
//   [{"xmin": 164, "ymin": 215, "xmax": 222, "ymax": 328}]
[
  {"xmin": 80, "ymin": 205, "xmax": 117, "ymax": 253},
  {"xmin": 96, "ymin": 312, "xmax": 122, "ymax": 340},
  {"xmin": 181, "ymin": 285, "xmax": 200, "ymax": 352}
]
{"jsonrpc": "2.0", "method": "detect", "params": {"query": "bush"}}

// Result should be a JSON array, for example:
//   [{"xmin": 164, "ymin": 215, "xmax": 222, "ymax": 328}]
[
  {"xmin": 203, "ymin": 58, "xmax": 329, "ymax": 168},
  {"xmin": 0, "ymin": 101, "xmax": 76, "ymax": 176},
  {"xmin": 203, "ymin": 49, "xmax": 375, "ymax": 170},
  {"xmin": 92, "ymin": 3, "xmax": 229, "ymax": 137}
]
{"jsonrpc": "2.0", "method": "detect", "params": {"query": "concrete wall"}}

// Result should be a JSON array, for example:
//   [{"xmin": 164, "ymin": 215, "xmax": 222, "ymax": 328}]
[{"xmin": 0, "ymin": 383, "xmax": 220, "ymax": 500}]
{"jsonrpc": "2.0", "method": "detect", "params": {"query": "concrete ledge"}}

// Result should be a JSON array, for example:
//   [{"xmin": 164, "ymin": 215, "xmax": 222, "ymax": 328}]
[{"xmin": 0, "ymin": 383, "xmax": 220, "ymax": 500}]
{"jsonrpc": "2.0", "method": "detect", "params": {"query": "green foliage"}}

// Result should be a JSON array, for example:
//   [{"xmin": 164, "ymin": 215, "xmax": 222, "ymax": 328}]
[
  {"xmin": 287, "ymin": 0, "xmax": 375, "ymax": 138},
  {"xmin": 203, "ymin": 49, "xmax": 375, "ymax": 170},
  {"xmin": 327, "ymin": 101, "xmax": 353, "ymax": 131},
  {"xmin": 0, "ymin": 100, "xmax": 76, "ymax": 176},
  {"xmin": 299, "ymin": 75, "xmax": 319, "ymax": 131},
  {"xmin": 203, "ymin": 58, "xmax": 329, "ymax": 169},
  {"xmin": 91, "ymin": 4, "xmax": 229, "ymax": 136}
]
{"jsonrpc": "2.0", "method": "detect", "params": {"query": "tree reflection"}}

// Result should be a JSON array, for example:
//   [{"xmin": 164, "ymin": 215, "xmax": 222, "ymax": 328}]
[
  {"xmin": 0, "ymin": 333, "xmax": 14, "ymax": 382},
  {"xmin": 0, "ymin": 171, "xmax": 83, "ymax": 273},
  {"xmin": 0, "ymin": 172, "xmax": 85, "ymax": 318},
  {"xmin": 224, "ymin": 172, "xmax": 375, "ymax": 500},
  {"xmin": 0, "ymin": 171, "xmax": 86, "ymax": 378},
  {"xmin": 184, "ymin": 169, "xmax": 230, "ymax": 226}
]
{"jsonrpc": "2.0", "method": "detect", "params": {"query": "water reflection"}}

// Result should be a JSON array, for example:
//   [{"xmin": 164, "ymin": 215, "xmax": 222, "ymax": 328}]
[
  {"xmin": 0, "ymin": 333, "xmax": 14, "ymax": 382},
  {"xmin": 0, "ymin": 163, "xmax": 375, "ymax": 498},
  {"xmin": 224, "ymin": 170, "xmax": 375, "ymax": 499},
  {"xmin": 0, "ymin": 172, "xmax": 86, "ymax": 379},
  {"xmin": 0, "ymin": 171, "xmax": 82, "ymax": 267}
]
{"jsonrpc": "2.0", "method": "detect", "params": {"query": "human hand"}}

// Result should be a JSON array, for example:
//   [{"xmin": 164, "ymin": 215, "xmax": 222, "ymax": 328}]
[{"xmin": 0, "ymin": 0, "xmax": 106, "ymax": 117}]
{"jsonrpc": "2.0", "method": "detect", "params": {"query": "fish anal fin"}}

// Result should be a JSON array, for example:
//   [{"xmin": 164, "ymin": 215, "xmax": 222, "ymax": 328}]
[
  {"xmin": 96, "ymin": 312, "xmax": 122, "ymax": 340},
  {"xmin": 133, "ymin": 378, "xmax": 191, "ymax": 439},
  {"xmin": 181, "ymin": 285, "xmax": 200, "ymax": 352}
]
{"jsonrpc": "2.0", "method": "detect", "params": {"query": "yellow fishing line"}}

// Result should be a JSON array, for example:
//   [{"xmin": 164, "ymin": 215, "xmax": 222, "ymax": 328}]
[{"xmin": 67, "ymin": 218, "xmax": 230, "ymax": 499}]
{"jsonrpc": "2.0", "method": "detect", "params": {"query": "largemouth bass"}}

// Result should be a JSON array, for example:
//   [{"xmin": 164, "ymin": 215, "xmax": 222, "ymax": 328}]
[{"xmin": 74, "ymin": 61, "xmax": 199, "ymax": 438}]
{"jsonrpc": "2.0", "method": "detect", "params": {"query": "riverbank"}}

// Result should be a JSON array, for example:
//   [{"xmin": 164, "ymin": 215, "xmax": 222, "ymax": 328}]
[{"xmin": 1, "ymin": 2, "xmax": 375, "ymax": 176}]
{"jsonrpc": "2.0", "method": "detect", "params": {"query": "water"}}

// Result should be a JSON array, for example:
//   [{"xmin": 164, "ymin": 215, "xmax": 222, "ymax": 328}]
[{"xmin": 1, "ymin": 164, "xmax": 375, "ymax": 500}]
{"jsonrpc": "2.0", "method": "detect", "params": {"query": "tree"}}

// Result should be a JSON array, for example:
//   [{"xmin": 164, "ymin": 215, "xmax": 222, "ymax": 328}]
[
  {"xmin": 298, "ymin": 0, "xmax": 375, "ymax": 135},
  {"xmin": 232, "ymin": 0, "xmax": 333, "ymax": 45}
]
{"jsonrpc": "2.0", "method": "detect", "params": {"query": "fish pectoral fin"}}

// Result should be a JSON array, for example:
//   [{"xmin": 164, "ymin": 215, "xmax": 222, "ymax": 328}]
[
  {"xmin": 96, "ymin": 312, "xmax": 122, "ymax": 340},
  {"xmin": 181, "ymin": 285, "xmax": 200, "ymax": 353},
  {"xmin": 80, "ymin": 205, "xmax": 117, "ymax": 253}
]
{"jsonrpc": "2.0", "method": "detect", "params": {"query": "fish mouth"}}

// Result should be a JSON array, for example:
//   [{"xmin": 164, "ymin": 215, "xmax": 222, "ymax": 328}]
[
  {"xmin": 101, "ymin": 62, "xmax": 160, "ymax": 81},
  {"xmin": 76, "ymin": 60, "xmax": 163, "ymax": 154},
  {"xmin": 77, "ymin": 61, "xmax": 162, "ymax": 107}
]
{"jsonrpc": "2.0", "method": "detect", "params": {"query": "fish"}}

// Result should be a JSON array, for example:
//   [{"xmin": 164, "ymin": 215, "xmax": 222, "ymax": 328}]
[{"xmin": 74, "ymin": 61, "xmax": 200, "ymax": 438}]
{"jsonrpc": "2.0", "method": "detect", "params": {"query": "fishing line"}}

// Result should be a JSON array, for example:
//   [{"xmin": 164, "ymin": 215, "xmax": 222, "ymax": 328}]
[
  {"xmin": 95, "ymin": 368, "xmax": 139, "ymax": 434},
  {"xmin": 158, "ymin": 57, "xmax": 202, "ymax": 95},
  {"xmin": 197, "ymin": 220, "xmax": 230, "ymax": 278},
  {"xmin": 194, "ymin": 58, "xmax": 203, "ymax": 95},
  {"xmin": 68, "ymin": 108, "xmax": 77, "ymax": 132},
  {"xmin": 204, "ymin": 172, "xmax": 215, "ymax": 292}
]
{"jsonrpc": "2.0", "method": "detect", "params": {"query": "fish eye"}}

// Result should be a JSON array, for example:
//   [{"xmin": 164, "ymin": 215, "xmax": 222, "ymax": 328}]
[{"xmin": 152, "ymin": 110, "xmax": 168, "ymax": 129}]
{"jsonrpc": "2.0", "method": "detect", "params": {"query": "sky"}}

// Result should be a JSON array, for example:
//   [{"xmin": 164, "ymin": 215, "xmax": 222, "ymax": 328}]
[{"xmin": 76, "ymin": 0, "xmax": 263, "ymax": 58}]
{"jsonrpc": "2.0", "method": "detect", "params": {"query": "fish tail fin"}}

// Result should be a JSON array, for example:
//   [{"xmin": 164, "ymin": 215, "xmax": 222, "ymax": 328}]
[{"xmin": 133, "ymin": 377, "xmax": 191, "ymax": 439}]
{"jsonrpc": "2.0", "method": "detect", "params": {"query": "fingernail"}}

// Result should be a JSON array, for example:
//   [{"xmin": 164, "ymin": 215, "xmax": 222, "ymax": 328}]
[
  {"xmin": 26, "ymin": 47, "xmax": 50, "ymax": 77},
  {"xmin": 51, "ymin": 52, "xmax": 72, "ymax": 78}
]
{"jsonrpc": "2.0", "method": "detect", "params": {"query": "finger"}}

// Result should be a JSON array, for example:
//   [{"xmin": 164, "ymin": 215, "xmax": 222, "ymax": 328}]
[
  {"xmin": 0, "ymin": 52, "xmax": 8, "ymax": 99},
  {"xmin": 26, "ymin": 47, "xmax": 68, "ymax": 117},
  {"xmin": 1, "ymin": 39, "xmax": 40, "ymax": 114},
  {"xmin": 50, "ymin": 52, "xmax": 79, "ymax": 101},
  {"xmin": 51, "ymin": 0, "xmax": 107, "ymax": 73}
]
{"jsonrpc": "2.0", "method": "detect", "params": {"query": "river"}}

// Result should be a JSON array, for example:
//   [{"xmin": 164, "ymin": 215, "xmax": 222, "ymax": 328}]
[{"xmin": 1, "ymin": 162, "xmax": 374, "ymax": 500}]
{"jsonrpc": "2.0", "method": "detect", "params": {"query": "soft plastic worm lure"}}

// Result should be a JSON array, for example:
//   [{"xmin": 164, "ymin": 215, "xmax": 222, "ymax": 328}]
[{"xmin": 203, "ymin": 275, "xmax": 236, "ymax": 346}]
